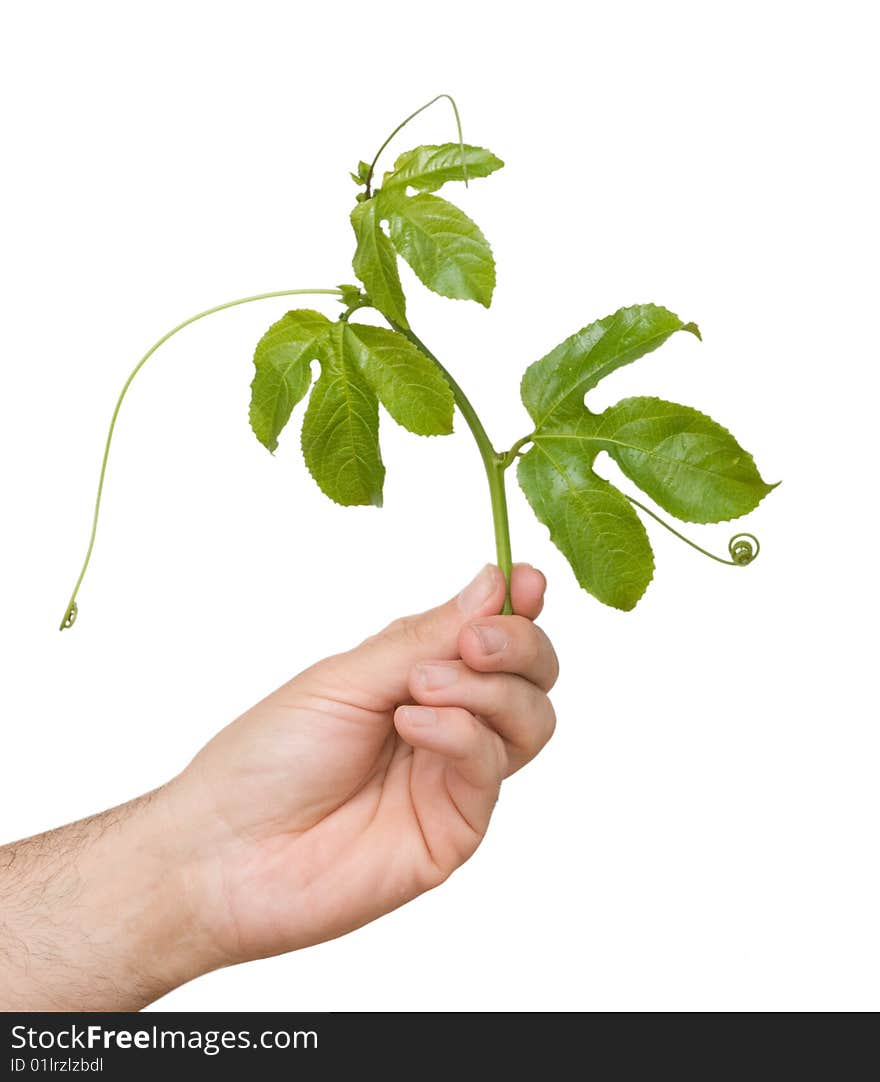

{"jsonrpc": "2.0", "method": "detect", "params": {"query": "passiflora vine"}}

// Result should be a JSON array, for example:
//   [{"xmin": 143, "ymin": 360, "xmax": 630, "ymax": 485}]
[{"xmin": 60, "ymin": 95, "xmax": 776, "ymax": 630}]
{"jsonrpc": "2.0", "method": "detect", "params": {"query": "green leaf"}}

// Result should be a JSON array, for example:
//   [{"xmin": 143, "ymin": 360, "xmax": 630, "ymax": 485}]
[
  {"xmin": 382, "ymin": 143, "xmax": 504, "ymax": 193},
  {"xmin": 517, "ymin": 441, "xmax": 654, "ymax": 610},
  {"xmin": 301, "ymin": 323, "xmax": 384, "ymax": 507},
  {"xmin": 383, "ymin": 191, "xmax": 495, "ymax": 307},
  {"xmin": 517, "ymin": 304, "xmax": 773, "ymax": 605},
  {"xmin": 594, "ymin": 396, "xmax": 776, "ymax": 523},
  {"xmin": 344, "ymin": 323, "xmax": 453, "ymax": 435},
  {"xmin": 337, "ymin": 283, "xmax": 366, "ymax": 308},
  {"xmin": 351, "ymin": 160, "xmax": 371, "ymax": 185},
  {"xmin": 350, "ymin": 199, "xmax": 408, "ymax": 327},
  {"xmin": 249, "ymin": 310, "xmax": 330, "ymax": 452},
  {"xmin": 521, "ymin": 304, "xmax": 701, "ymax": 428}
]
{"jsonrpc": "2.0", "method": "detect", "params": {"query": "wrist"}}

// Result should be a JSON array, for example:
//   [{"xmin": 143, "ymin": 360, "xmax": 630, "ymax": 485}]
[
  {"xmin": 99, "ymin": 778, "xmax": 237, "ymax": 1000},
  {"xmin": 0, "ymin": 784, "xmax": 225, "ymax": 1011}
]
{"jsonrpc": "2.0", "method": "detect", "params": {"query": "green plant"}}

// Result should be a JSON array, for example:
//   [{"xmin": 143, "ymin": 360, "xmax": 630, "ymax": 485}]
[{"xmin": 60, "ymin": 95, "xmax": 776, "ymax": 630}]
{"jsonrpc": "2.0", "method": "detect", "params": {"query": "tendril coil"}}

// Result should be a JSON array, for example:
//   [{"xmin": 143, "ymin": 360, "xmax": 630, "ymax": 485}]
[
  {"xmin": 624, "ymin": 494, "xmax": 762, "ymax": 568},
  {"xmin": 728, "ymin": 533, "xmax": 760, "ymax": 565}
]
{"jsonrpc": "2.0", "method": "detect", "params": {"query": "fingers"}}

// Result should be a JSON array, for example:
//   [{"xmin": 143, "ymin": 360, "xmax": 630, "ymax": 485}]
[
  {"xmin": 509, "ymin": 563, "xmax": 547, "ymax": 619},
  {"xmin": 394, "ymin": 705, "xmax": 505, "ymax": 836},
  {"xmin": 407, "ymin": 661, "xmax": 556, "ymax": 773},
  {"xmin": 458, "ymin": 615, "xmax": 559, "ymax": 692},
  {"xmin": 394, "ymin": 706, "xmax": 504, "ymax": 789},
  {"xmin": 306, "ymin": 564, "xmax": 548, "ymax": 713}
]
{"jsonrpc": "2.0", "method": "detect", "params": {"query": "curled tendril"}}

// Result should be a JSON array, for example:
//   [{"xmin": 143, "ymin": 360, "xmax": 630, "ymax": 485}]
[
  {"xmin": 728, "ymin": 533, "xmax": 760, "ymax": 565},
  {"xmin": 624, "ymin": 494, "xmax": 762, "ymax": 568},
  {"xmin": 58, "ymin": 287, "xmax": 345, "ymax": 631},
  {"xmin": 60, "ymin": 602, "xmax": 78, "ymax": 630}
]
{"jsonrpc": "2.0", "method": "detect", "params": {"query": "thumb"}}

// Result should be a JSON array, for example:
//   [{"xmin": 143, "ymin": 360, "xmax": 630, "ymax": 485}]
[{"xmin": 305, "ymin": 565, "xmax": 506, "ymax": 711}]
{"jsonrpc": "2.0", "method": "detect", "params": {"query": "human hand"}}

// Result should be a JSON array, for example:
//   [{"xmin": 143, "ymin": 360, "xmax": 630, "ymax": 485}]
[
  {"xmin": 165, "ymin": 563, "xmax": 557, "ymax": 971},
  {"xmin": 0, "ymin": 565, "xmax": 556, "ymax": 1010}
]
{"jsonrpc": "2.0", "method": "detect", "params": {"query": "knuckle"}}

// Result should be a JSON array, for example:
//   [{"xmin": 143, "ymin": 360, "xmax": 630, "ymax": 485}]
[
  {"xmin": 522, "ymin": 632, "xmax": 541, "ymax": 671},
  {"xmin": 511, "ymin": 618, "xmax": 544, "ymax": 672},
  {"xmin": 536, "ymin": 625, "xmax": 560, "ymax": 688},
  {"xmin": 461, "ymin": 710, "xmax": 485, "ymax": 752},
  {"xmin": 546, "ymin": 644, "xmax": 560, "ymax": 689},
  {"xmin": 490, "ymin": 733, "xmax": 508, "ymax": 777},
  {"xmin": 387, "ymin": 614, "xmax": 431, "ymax": 649},
  {"xmin": 520, "ymin": 696, "xmax": 556, "ymax": 758}
]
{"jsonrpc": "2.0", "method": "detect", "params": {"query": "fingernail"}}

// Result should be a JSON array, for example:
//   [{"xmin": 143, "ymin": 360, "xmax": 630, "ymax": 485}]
[
  {"xmin": 417, "ymin": 663, "xmax": 459, "ymax": 690},
  {"xmin": 457, "ymin": 564, "xmax": 496, "ymax": 615},
  {"xmin": 469, "ymin": 622, "xmax": 508, "ymax": 655},
  {"xmin": 400, "ymin": 705, "xmax": 437, "ymax": 726}
]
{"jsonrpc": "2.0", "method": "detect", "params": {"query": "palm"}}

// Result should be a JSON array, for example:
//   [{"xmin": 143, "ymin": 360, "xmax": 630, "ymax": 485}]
[
  {"xmin": 178, "ymin": 565, "xmax": 553, "ymax": 965},
  {"xmin": 190, "ymin": 684, "xmax": 486, "ymax": 962}
]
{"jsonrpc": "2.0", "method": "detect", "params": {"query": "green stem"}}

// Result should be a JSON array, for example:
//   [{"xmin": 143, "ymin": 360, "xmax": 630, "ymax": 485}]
[
  {"xmin": 499, "ymin": 434, "xmax": 535, "ymax": 470},
  {"xmin": 386, "ymin": 319, "xmax": 514, "ymax": 614},
  {"xmin": 364, "ymin": 93, "xmax": 467, "ymax": 199},
  {"xmin": 487, "ymin": 458, "xmax": 513, "ymax": 613},
  {"xmin": 59, "ymin": 287, "xmax": 344, "ymax": 630}
]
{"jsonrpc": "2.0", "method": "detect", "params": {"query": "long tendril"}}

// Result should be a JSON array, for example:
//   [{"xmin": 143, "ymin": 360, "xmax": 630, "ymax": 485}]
[
  {"xmin": 364, "ymin": 93, "xmax": 468, "ymax": 198},
  {"xmin": 59, "ymin": 287, "xmax": 344, "ymax": 630},
  {"xmin": 625, "ymin": 493, "xmax": 760, "ymax": 566}
]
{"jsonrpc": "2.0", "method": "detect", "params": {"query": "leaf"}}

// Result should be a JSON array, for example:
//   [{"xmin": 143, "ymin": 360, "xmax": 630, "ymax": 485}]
[
  {"xmin": 350, "ymin": 199, "xmax": 408, "ymax": 327},
  {"xmin": 344, "ymin": 323, "xmax": 453, "ymax": 435},
  {"xmin": 520, "ymin": 304, "xmax": 701, "ymax": 428},
  {"xmin": 517, "ymin": 305, "xmax": 774, "ymax": 605},
  {"xmin": 517, "ymin": 440, "xmax": 654, "ymax": 610},
  {"xmin": 300, "ymin": 323, "xmax": 384, "ymax": 507},
  {"xmin": 337, "ymin": 283, "xmax": 365, "ymax": 308},
  {"xmin": 594, "ymin": 396, "xmax": 776, "ymax": 523},
  {"xmin": 249, "ymin": 310, "xmax": 330, "ymax": 452},
  {"xmin": 383, "ymin": 191, "xmax": 495, "ymax": 306},
  {"xmin": 351, "ymin": 160, "xmax": 371, "ymax": 185},
  {"xmin": 383, "ymin": 143, "xmax": 504, "ymax": 193}
]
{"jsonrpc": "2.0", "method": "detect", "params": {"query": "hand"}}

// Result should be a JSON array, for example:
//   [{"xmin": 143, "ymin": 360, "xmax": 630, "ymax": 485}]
[
  {"xmin": 0, "ymin": 564, "xmax": 557, "ymax": 1010},
  {"xmin": 168, "ymin": 563, "xmax": 557, "ymax": 967}
]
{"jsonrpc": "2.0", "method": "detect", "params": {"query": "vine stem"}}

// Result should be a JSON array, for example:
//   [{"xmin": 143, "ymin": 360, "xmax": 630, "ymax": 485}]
[
  {"xmin": 365, "ymin": 93, "xmax": 467, "ymax": 199},
  {"xmin": 59, "ymin": 287, "xmax": 344, "ymax": 630},
  {"xmin": 386, "ymin": 319, "xmax": 514, "ymax": 615}
]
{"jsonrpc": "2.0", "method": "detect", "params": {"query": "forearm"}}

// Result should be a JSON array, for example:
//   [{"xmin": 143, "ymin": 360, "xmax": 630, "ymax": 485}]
[{"xmin": 0, "ymin": 786, "xmax": 215, "ymax": 1012}]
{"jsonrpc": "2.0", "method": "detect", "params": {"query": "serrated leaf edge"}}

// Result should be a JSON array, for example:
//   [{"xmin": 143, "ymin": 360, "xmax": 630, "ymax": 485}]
[
  {"xmin": 520, "ymin": 305, "xmax": 699, "ymax": 428},
  {"xmin": 596, "ymin": 394, "xmax": 779, "ymax": 525},
  {"xmin": 248, "ymin": 310, "xmax": 330, "ymax": 453},
  {"xmin": 298, "ymin": 349, "xmax": 385, "ymax": 509},
  {"xmin": 517, "ymin": 445, "xmax": 655, "ymax": 611},
  {"xmin": 382, "ymin": 143, "xmax": 505, "ymax": 193},
  {"xmin": 382, "ymin": 192, "xmax": 496, "ymax": 308}
]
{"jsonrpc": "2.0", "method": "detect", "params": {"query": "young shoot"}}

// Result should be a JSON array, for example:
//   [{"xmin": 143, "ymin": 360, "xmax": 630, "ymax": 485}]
[{"xmin": 60, "ymin": 95, "xmax": 776, "ymax": 630}]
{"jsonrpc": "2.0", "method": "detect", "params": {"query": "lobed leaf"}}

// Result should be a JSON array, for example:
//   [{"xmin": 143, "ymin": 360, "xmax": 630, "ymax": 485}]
[
  {"xmin": 250, "ymin": 308, "xmax": 457, "ymax": 505},
  {"xmin": 517, "ymin": 303, "xmax": 775, "ymax": 606},
  {"xmin": 520, "ymin": 304, "xmax": 700, "ymax": 428},
  {"xmin": 383, "ymin": 191, "xmax": 495, "ymax": 306},
  {"xmin": 383, "ymin": 143, "xmax": 504, "ymax": 193},
  {"xmin": 350, "ymin": 199, "xmax": 408, "ymax": 326},
  {"xmin": 249, "ymin": 310, "xmax": 330, "ymax": 452},
  {"xmin": 517, "ymin": 441, "xmax": 654, "ymax": 610}
]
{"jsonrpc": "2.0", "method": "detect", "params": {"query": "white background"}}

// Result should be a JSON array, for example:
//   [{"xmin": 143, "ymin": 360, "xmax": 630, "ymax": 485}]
[{"xmin": 1, "ymin": 1, "xmax": 877, "ymax": 1011}]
